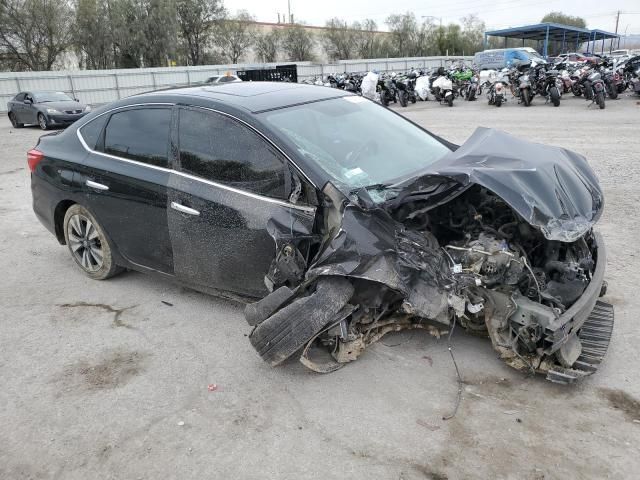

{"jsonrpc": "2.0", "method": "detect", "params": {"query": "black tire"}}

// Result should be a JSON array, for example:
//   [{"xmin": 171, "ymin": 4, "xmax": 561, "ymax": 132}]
[
  {"xmin": 37, "ymin": 113, "xmax": 49, "ymax": 130},
  {"xmin": 399, "ymin": 90, "xmax": 408, "ymax": 107},
  {"xmin": 572, "ymin": 85, "xmax": 582, "ymax": 97},
  {"xmin": 584, "ymin": 81, "xmax": 593, "ymax": 100},
  {"xmin": 8, "ymin": 112, "xmax": 23, "ymax": 128},
  {"xmin": 522, "ymin": 88, "xmax": 531, "ymax": 106},
  {"xmin": 380, "ymin": 92, "xmax": 389, "ymax": 107},
  {"xmin": 596, "ymin": 91, "xmax": 605, "ymax": 110},
  {"xmin": 447, "ymin": 95, "xmax": 454, "ymax": 107},
  {"xmin": 249, "ymin": 277, "xmax": 354, "ymax": 366},
  {"xmin": 607, "ymin": 84, "xmax": 618, "ymax": 100},
  {"xmin": 550, "ymin": 87, "xmax": 560, "ymax": 107},
  {"xmin": 410, "ymin": 94, "xmax": 417, "ymax": 104},
  {"xmin": 495, "ymin": 96, "xmax": 502, "ymax": 107},
  {"xmin": 468, "ymin": 88, "xmax": 476, "ymax": 101},
  {"xmin": 63, "ymin": 204, "xmax": 123, "ymax": 280}
]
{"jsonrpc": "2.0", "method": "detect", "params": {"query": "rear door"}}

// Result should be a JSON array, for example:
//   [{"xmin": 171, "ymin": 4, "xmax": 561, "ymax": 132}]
[
  {"xmin": 168, "ymin": 106, "xmax": 316, "ymax": 298},
  {"xmin": 75, "ymin": 105, "xmax": 175, "ymax": 274}
]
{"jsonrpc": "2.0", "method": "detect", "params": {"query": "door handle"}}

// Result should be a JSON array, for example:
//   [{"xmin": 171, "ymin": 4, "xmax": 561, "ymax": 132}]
[
  {"xmin": 171, "ymin": 201, "xmax": 200, "ymax": 216},
  {"xmin": 86, "ymin": 179, "xmax": 109, "ymax": 191}
]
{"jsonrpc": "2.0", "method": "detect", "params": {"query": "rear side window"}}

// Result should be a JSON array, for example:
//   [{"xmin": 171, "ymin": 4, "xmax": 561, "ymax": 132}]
[
  {"xmin": 102, "ymin": 108, "xmax": 171, "ymax": 167},
  {"xmin": 178, "ymin": 108, "xmax": 285, "ymax": 199},
  {"xmin": 78, "ymin": 115, "xmax": 108, "ymax": 150}
]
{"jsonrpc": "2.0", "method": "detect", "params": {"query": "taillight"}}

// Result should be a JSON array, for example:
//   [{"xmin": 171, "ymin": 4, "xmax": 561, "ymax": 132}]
[{"xmin": 27, "ymin": 149, "xmax": 44, "ymax": 172}]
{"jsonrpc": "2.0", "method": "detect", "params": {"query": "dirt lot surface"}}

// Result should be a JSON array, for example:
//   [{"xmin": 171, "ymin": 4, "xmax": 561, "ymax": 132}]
[{"xmin": 1, "ymin": 92, "xmax": 639, "ymax": 480}]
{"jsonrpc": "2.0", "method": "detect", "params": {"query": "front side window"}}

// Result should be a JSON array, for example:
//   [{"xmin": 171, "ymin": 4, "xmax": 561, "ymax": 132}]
[
  {"xmin": 178, "ymin": 108, "xmax": 286, "ymax": 199},
  {"xmin": 14, "ymin": 93, "xmax": 25, "ymax": 102},
  {"xmin": 102, "ymin": 108, "xmax": 171, "ymax": 167}
]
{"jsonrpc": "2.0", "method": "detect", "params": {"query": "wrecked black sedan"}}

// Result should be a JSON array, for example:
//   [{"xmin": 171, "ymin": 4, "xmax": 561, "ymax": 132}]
[{"xmin": 29, "ymin": 82, "xmax": 612, "ymax": 383}]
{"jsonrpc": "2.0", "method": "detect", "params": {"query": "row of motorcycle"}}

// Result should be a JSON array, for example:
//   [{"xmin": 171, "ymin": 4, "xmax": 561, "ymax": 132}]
[{"xmin": 302, "ymin": 55, "xmax": 640, "ymax": 110}]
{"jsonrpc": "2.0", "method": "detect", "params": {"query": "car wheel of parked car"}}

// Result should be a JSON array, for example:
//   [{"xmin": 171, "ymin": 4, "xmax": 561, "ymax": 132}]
[
  {"xmin": 9, "ymin": 112, "xmax": 23, "ymax": 128},
  {"xmin": 249, "ymin": 277, "xmax": 354, "ymax": 366},
  {"xmin": 63, "ymin": 204, "xmax": 122, "ymax": 280},
  {"xmin": 37, "ymin": 113, "xmax": 49, "ymax": 130}
]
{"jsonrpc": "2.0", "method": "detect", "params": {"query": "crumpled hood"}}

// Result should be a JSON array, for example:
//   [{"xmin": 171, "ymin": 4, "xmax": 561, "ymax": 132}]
[{"xmin": 411, "ymin": 127, "xmax": 604, "ymax": 242}]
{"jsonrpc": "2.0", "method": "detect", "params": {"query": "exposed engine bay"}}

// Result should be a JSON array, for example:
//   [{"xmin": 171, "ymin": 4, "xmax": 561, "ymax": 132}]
[{"xmin": 246, "ymin": 128, "xmax": 613, "ymax": 384}]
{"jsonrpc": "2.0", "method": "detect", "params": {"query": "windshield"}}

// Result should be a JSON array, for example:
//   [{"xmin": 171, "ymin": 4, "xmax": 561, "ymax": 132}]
[
  {"xmin": 262, "ymin": 96, "xmax": 450, "ymax": 197},
  {"xmin": 34, "ymin": 91, "xmax": 73, "ymax": 103}
]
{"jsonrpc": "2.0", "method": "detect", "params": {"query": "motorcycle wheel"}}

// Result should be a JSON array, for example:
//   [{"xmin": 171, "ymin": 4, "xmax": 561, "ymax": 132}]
[
  {"xmin": 469, "ymin": 89, "xmax": 476, "ymax": 101},
  {"xmin": 522, "ymin": 88, "xmax": 531, "ymax": 107},
  {"xmin": 495, "ymin": 97, "xmax": 502, "ymax": 107},
  {"xmin": 399, "ymin": 91, "xmax": 408, "ymax": 107},
  {"xmin": 447, "ymin": 95, "xmax": 454, "ymax": 107},
  {"xmin": 607, "ymin": 84, "xmax": 618, "ymax": 100},
  {"xmin": 572, "ymin": 86, "xmax": 582, "ymax": 97},
  {"xmin": 584, "ymin": 81, "xmax": 593, "ymax": 100},
  {"xmin": 410, "ymin": 94, "xmax": 417, "ymax": 104},
  {"xmin": 550, "ymin": 87, "xmax": 560, "ymax": 107},
  {"xmin": 596, "ymin": 91, "xmax": 605, "ymax": 109},
  {"xmin": 380, "ymin": 92, "xmax": 389, "ymax": 107}
]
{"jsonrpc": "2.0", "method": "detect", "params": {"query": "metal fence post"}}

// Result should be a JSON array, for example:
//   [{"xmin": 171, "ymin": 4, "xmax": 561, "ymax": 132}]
[
  {"xmin": 113, "ymin": 73, "xmax": 121, "ymax": 99},
  {"xmin": 15, "ymin": 77, "xmax": 21, "ymax": 92},
  {"xmin": 68, "ymin": 75, "xmax": 76, "ymax": 99},
  {"xmin": 186, "ymin": 69, "xmax": 191, "ymax": 86},
  {"xmin": 320, "ymin": 64, "xmax": 324, "ymax": 80},
  {"xmin": 151, "ymin": 72, "xmax": 157, "ymax": 89}
]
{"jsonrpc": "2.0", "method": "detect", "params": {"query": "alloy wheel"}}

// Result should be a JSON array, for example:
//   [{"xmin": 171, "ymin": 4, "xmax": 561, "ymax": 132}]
[
  {"xmin": 66, "ymin": 214, "xmax": 103, "ymax": 272},
  {"xmin": 38, "ymin": 114, "xmax": 47, "ymax": 130}
]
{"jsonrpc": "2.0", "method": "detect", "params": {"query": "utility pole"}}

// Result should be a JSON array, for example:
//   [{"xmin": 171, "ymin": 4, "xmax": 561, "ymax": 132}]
[
  {"xmin": 288, "ymin": 0, "xmax": 291, "ymax": 24},
  {"xmin": 612, "ymin": 10, "xmax": 620, "ymax": 53}
]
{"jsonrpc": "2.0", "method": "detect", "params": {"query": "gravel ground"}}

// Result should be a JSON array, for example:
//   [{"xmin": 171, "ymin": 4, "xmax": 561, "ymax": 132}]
[{"xmin": 1, "ymin": 92, "xmax": 639, "ymax": 480}]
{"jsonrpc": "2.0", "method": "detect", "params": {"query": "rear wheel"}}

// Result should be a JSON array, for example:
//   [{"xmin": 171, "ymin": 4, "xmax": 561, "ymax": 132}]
[
  {"xmin": 596, "ymin": 91, "xmax": 605, "ymax": 109},
  {"xmin": 468, "ymin": 88, "xmax": 476, "ymax": 101},
  {"xmin": 380, "ymin": 91, "xmax": 389, "ymax": 106},
  {"xmin": 447, "ymin": 95, "xmax": 454, "ymax": 107},
  {"xmin": 249, "ymin": 277, "xmax": 354, "ymax": 366},
  {"xmin": 495, "ymin": 96, "xmax": 502, "ymax": 107},
  {"xmin": 522, "ymin": 88, "xmax": 531, "ymax": 106},
  {"xmin": 63, "ymin": 204, "xmax": 122, "ymax": 280},
  {"xmin": 572, "ymin": 84, "xmax": 582, "ymax": 96},
  {"xmin": 584, "ymin": 81, "xmax": 593, "ymax": 100},
  {"xmin": 8, "ymin": 112, "xmax": 23, "ymax": 128},
  {"xmin": 550, "ymin": 86, "xmax": 560, "ymax": 106},
  {"xmin": 37, "ymin": 113, "xmax": 49, "ymax": 130},
  {"xmin": 607, "ymin": 83, "xmax": 618, "ymax": 99}
]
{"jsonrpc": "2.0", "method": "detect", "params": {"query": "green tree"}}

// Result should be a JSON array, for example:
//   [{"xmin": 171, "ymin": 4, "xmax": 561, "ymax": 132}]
[
  {"xmin": 0, "ymin": 0, "xmax": 74, "ymax": 71},
  {"xmin": 255, "ymin": 28, "xmax": 281, "ymax": 63},
  {"xmin": 460, "ymin": 14, "xmax": 485, "ymax": 55},
  {"xmin": 281, "ymin": 23, "xmax": 314, "ymax": 61},
  {"xmin": 541, "ymin": 12, "xmax": 586, "ymax": 28},
  {"xmin": 176, "ymin": 0, "xmax": 224, "ymax": 66},
  {"xmin": 74, "ymin": 0, "xmax": 114, "ymax": 69},
  {"xmin": 142, "ymin": 0, "xmax": 177, "ymax": 67},
  {"xmin": 109, "ymin": 0, "xmax": 145, "ymax": 68},
  {"xmin": 215, "ymin": 10, "xmax": 256, "ymax": 64},
  {"xmin": 385, "ymin": 12, "xmax": 420, "ymax": 57}
]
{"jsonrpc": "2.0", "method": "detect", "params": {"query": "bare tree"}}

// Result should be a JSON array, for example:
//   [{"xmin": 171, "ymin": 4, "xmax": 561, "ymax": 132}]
[
  {"xmin": 176, "ymin": 0, "xmax": 224, "ymax": 66},
  {"xmin": 214, "ymin": 10, "xmax": 256, "ymax": 64},
  {"xmin": 352, "ymin": 19, "xmax": 384, "ymax": 59},
  {"xmin": 108, "ymin": 0, "xmax": 145, "ymax": 68},
  {"xmin": 255, "ymin": 28, "xmax": 281, "ymax": 63},
  {"xmin": 282, "ymin": 23, "xmax": 314, "ymax": 61},
  {"xmin": 0, "ymin": 0, "xmax": 74, "ymax": 71},
  {"xmin": 321, "ymin": 18, "xmax": 355, "ymax": 61}
]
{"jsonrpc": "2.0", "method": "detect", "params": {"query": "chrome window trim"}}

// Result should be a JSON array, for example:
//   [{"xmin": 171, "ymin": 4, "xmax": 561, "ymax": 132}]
[{"xmin": 76, "ymin": 102, "xmax": 317, "ymax": 214}]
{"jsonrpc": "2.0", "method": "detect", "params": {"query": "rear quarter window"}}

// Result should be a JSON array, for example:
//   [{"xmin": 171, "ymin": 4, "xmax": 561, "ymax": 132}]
[{"xmin": 78, "ymin": 115, "xmax": 108, "ymax": 150}]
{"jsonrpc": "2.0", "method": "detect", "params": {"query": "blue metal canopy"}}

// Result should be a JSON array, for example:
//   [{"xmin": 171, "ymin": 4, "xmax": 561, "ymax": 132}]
[{"xmin": 484, "ymin": 23, "xmax": 619, "ymax": 58}]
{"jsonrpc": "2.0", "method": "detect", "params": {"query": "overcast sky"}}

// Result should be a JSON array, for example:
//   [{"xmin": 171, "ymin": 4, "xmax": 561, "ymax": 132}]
[{"xmin": 225, "ymin": 0, "xmax": 640, "ymax": 35}]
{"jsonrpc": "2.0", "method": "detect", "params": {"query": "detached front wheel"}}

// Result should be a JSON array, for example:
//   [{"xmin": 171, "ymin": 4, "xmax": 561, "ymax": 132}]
[{"xmin": 249, "ymin": 277, "xmax": 354, "ymax": 366}]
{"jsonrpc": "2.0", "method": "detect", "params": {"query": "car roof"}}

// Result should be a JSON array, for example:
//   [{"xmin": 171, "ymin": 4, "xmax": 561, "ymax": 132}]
[{"xmin": 141, "ymin": 82, "xmax": 350, "ymax": 113}]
